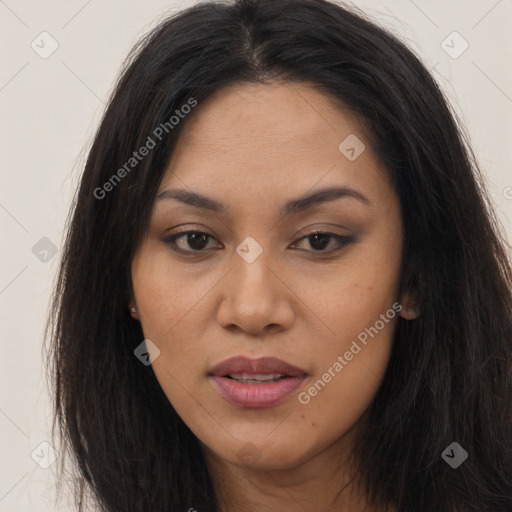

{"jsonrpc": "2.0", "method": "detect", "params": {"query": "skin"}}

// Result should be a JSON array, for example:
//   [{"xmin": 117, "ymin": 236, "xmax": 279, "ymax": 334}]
[{"xmin": 130, "ymin": 81, "xmax": 414, "ymax": 511}]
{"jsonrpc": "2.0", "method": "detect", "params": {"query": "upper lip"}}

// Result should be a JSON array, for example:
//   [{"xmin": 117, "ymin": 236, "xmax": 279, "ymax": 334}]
[{"xmin": 209, "ymin": 356, "xmax": 307, "ymax": 377}]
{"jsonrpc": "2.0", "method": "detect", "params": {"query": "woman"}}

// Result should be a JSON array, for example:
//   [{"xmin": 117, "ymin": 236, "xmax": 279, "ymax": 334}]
[{"xmin": 46, "ymin": 0, "xmax": 512, "ymax": 510}]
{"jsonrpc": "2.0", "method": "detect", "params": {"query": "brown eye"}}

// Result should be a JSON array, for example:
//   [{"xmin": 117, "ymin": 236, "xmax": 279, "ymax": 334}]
[
  {"xmin": 306, "ymin": 233, "xmax": 331, "ymax": 251},
  {"xmin": 292, "ymin": 232, "xmax": 355, "ymax": 253},
  {"xmin": 163, "ymin": 231, "xmax": 220, "ymax": 253},
  {"xmin": 163, "ymin": 230, "xmax": 355, "ymax": 257}
]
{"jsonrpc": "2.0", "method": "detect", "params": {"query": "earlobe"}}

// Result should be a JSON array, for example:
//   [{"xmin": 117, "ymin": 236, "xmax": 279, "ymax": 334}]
[
  {"xmin": 128, "ymin": 300, "xmax": 139, "ymax": 319},
  {"xmin": 399, "ymin": 303, "xmax": 420, "ymax": 320},
  {"xmin": 398, "ymin": 292, "xmax": 421, "ymax": 320}
]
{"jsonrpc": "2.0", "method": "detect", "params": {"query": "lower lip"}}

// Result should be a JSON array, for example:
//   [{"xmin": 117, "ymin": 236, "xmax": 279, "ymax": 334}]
[{"xmin": 211, "ymin": 375, "xmax": 305, "ymax": 408}]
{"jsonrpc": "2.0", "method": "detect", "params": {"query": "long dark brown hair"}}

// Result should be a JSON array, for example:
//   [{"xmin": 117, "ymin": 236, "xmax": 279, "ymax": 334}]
[{"xmin": 45, "ymin": 0, "xmax": 512, "ymax": 510}]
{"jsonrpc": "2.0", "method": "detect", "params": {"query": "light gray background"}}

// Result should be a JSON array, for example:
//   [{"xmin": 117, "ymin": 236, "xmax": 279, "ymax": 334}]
[{"xmin": 1, "ymin": 1, "xmax": 511, "ymax": 510}]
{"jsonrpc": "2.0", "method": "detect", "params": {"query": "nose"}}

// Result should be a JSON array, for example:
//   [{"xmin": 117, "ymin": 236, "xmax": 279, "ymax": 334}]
[{"xmin": 216, "ymin": 246, "xmax": 295, "ymax": 337}]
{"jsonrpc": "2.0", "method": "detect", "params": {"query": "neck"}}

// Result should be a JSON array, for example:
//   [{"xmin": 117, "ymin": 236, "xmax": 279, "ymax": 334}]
[{"xmin": 202, "ymin": 419, "xmax": 381, "ymax": 512}]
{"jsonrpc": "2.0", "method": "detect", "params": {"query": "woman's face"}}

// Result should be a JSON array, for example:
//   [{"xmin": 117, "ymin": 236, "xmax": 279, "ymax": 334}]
[{"xmin": 130, "ymin": 81, "xmax": 406, "ymax": 470}]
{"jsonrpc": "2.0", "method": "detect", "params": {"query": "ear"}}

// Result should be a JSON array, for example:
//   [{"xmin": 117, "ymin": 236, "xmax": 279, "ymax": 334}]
[
  {"xmin": 128, "ymin": 299, "xmax": 139, "ymax": 320},
  {"xmin": 398, "ymin": 290, "xmax": 420, "ymax": 320}
]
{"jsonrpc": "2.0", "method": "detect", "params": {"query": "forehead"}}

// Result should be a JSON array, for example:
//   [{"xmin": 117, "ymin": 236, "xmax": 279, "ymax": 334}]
[
  {"xmin": 172, "ymin": 81, "xmax": 363, "ymax": 154},
  {"xmin": 158, "ymin": 81, "xmax": 394, "ymax": 213}
]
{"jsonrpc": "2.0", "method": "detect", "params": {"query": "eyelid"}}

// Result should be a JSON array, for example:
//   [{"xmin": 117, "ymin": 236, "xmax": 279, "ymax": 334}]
[
  {"xmin": 291, "ymin": 231, "xmax": 355, "ymax": 253},
  {"xmin": 162, "ymin": 229, "xmax": 222, "ymax": 255},
  {"xmin": 162, "ymin": 227, "xmax": 355, "ymax": 256}
]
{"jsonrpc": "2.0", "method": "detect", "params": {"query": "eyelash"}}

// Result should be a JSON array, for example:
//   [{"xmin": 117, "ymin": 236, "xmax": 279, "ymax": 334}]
[{"xmin": 162, "ymin": 230, "xmax": 355, "ymax": 256}]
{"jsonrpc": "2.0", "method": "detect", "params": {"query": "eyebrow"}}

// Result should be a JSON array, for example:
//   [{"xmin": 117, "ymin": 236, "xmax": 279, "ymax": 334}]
[{"xmin": 156, "ymin": 185, "xmax": 370, "ymax": 216}]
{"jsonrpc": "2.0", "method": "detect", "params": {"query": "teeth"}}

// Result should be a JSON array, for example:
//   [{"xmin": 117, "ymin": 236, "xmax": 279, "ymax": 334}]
[{"xmin": 227, "ymin": 373, "xmax": 286, "ymax": 383}]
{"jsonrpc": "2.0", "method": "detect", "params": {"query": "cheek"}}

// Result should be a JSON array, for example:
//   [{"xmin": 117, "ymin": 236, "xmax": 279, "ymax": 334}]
[
  {"xmin": 290, "ymin": 228, "xmax": 401, "ymax": 418},
  {"xmin": 130, "ymin": 250, "xmax": 220, "ymax": 399},
  {"xmin": 291, "ymin": 234, "xmax": 402, "ymax": 350},
  {"xmin": 131, "ymin": 249, "xmax": 213, "ymax": 338},
  {"xmin": 294, "ymin": 306, "xmax": 398, "ymax": 459}
]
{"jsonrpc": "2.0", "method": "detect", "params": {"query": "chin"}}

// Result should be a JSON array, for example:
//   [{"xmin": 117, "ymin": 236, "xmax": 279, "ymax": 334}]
[{"xmin": 214, "ymin": 437, "xmax": 312, "ymax": 471}]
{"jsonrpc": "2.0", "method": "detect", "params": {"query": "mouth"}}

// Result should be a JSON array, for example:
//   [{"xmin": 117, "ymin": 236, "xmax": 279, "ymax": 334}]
[
  {"xmin": 208, "ymin": 356, "xmax": 307, "ymax": 408},
  {"xmin": 223, "ymin": 373, "xmax": 290, "ymax": 384}
]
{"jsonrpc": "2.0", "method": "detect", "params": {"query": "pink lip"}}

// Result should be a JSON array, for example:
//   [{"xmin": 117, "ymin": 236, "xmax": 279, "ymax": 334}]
[
  {"xmin": 209, "ymin": 356, "xmax": 307, "ymax": 408},
  {"xmin": 209, "ymin": 356, "xmax": 306, "ymax": 377}
]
